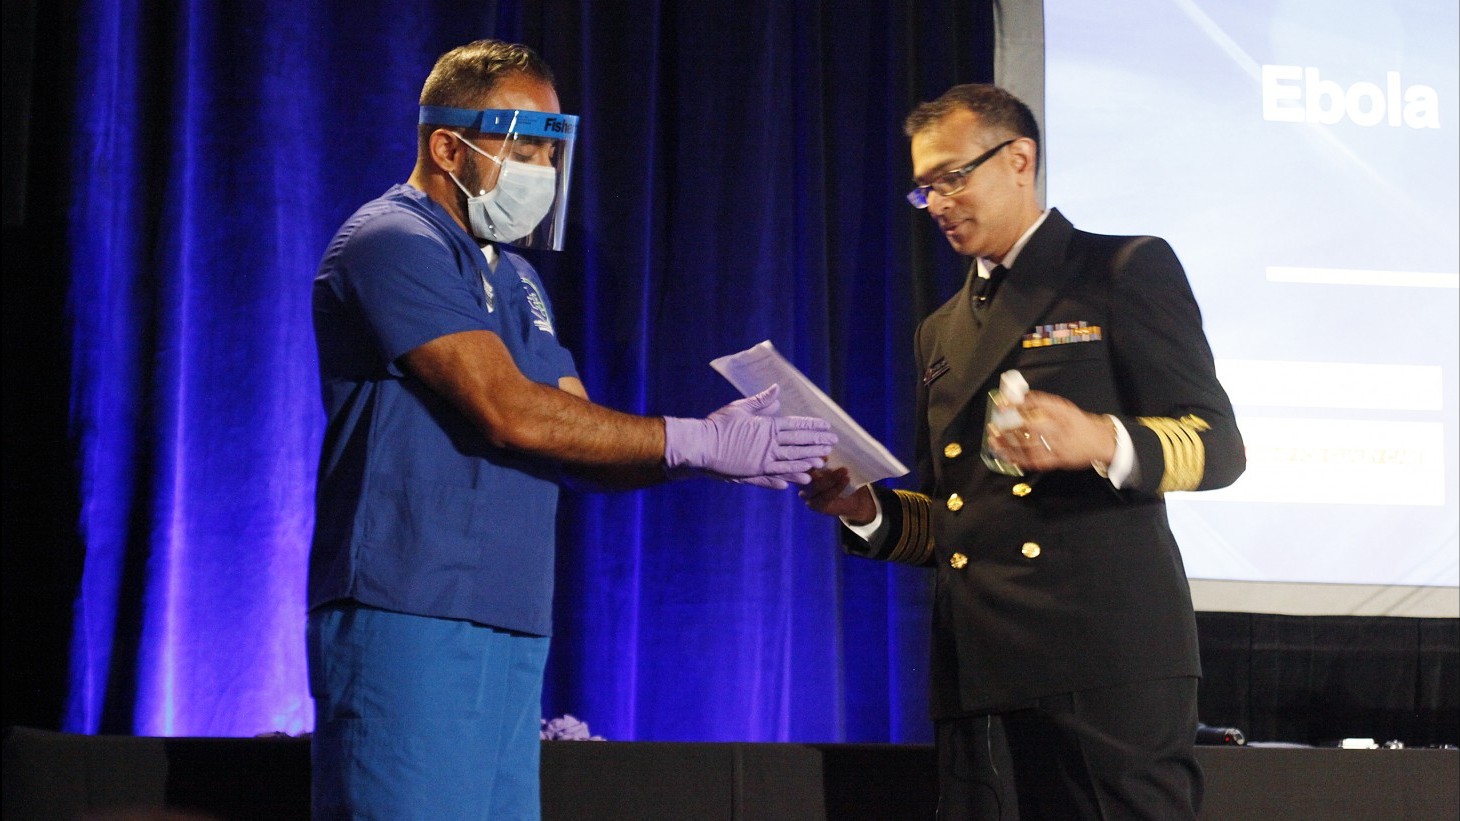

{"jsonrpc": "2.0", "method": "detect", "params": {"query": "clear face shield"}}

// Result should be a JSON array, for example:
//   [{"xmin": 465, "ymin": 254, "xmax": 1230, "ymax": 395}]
[{"xmin": 420, "ymin": 106, "xmax": 579, "ymax": 250}]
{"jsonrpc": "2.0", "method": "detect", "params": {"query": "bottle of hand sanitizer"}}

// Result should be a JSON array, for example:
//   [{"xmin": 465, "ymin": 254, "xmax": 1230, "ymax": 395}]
[{"xmin": 981, "ymin": 370, "xmax": 1028, "ymax": 476}]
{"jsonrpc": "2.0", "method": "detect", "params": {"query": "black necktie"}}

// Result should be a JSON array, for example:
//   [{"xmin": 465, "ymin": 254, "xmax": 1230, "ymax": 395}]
[{"xmin": 974, "ymin": 264, "xmax": 1007, "ymax": 310}]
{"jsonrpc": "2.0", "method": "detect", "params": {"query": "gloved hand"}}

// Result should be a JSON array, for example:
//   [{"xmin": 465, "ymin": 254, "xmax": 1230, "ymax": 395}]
[{"xmin": 663, "ymin": 384, "xmax": 837, "ymax": 489}]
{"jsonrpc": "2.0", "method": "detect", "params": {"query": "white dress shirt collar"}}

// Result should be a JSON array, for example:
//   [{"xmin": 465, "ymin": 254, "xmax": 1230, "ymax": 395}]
[{"xmin": 977, "ymin": 209, "xmax": 1050, "ymax": 279}]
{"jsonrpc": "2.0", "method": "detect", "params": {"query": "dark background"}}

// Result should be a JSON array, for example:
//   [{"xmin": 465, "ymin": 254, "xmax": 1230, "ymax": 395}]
[{"xmin": 4, "ymin": 0, "xmax": 83, "ymax": 733}]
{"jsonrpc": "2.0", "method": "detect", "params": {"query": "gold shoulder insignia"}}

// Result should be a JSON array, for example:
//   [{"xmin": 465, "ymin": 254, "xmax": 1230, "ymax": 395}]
[
  {"xmin": 1137, "ymin": 415, "xmax": 1211, "ymax": 493},
  {"xmin": 888, "ymin": 489, "xmax": 936, "ymax": 565}
]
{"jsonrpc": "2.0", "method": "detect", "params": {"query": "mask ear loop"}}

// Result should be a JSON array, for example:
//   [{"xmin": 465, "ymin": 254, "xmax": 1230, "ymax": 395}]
[
  {"xmin": 444, "ymin": 130, "xmax": 507, "ymax": 198},
  {"xmin": 448, "ymin": 130, "xmax": 506, "ymax": 164}
]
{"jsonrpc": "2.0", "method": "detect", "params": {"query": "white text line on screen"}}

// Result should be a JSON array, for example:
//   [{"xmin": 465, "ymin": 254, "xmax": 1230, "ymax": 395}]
[{"xmin": 1266, "ymin": 266, "xmax": 1460, "ymax": 289}]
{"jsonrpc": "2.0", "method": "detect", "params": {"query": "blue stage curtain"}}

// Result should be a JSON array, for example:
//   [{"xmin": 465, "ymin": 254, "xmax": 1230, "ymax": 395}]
[{"xmin": 62, "ymin": 0, "xmax": 989, "ymax": 741}]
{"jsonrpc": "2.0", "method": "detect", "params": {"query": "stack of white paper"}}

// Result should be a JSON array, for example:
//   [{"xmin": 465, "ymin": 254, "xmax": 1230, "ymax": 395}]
[{"xmin": 710, "ymin": 340, "xmax": 910, "ymax": 491}]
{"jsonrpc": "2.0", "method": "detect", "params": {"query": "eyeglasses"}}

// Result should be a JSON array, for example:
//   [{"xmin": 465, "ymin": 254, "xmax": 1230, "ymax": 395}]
[{"xmin": 905, "ymin": 139, "xmax": 1016, "ymax": 208}]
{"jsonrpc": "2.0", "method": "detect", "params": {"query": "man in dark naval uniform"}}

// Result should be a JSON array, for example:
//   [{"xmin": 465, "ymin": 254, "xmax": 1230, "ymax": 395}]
[{"xmin": 802, "ymin": 84, "xmax": 1245, "ymax": 819}]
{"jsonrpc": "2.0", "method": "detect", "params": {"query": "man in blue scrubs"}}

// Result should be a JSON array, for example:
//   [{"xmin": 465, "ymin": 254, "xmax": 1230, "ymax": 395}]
[{"xmin": 308, "ymin": 39, "xmax": 836, "ymax": 820}]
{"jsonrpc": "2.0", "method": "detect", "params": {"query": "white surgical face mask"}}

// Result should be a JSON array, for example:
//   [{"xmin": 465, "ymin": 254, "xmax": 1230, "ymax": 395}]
[{"xmin": 447, "ymin": 132, "xmax": 557, "ymax": 244}]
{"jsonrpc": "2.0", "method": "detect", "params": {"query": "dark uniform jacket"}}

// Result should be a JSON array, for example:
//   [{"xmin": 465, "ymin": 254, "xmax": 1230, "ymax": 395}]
[{"xmin": 844, "ymin": 209, "xmax": 1245, "ymax": 719}]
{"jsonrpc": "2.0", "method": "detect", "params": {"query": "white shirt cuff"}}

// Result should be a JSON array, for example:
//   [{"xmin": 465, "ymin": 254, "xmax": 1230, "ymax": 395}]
[
  {"xmin": 841, "ymin": 489, "xmax": 884, "ymax": 542},
  {"xmin": 1092, "ymin": 415, "xmax": 1137, "ymax": 489}
]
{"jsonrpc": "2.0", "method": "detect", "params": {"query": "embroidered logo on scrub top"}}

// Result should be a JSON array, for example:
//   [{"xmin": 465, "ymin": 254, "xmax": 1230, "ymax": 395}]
[
  {"xmin": 480, "ymin": 271, "xmax": 496, "ymax": 314},
  {"xmin": 519, "ymin": 273, "xmax": 555, "ymax": 336}
]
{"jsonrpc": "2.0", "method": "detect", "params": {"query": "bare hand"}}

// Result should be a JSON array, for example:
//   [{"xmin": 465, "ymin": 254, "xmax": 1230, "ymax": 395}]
[
  {"xmin": 986, "ymin": 391, "xmax": 1115, "ymax": 473},
  {"xmin": 799, "ymin": 467, "xmax": 877, "ymax": 524}
]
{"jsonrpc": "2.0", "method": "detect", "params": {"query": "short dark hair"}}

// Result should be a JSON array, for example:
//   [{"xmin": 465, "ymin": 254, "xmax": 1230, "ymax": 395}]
[
  {"xmin": 417, "ymin": 39, "xmax": 555, "ymax": 146},
  {"xmin": 903, "ymin": 84, "xmax": 1041, "ymax": 171}
]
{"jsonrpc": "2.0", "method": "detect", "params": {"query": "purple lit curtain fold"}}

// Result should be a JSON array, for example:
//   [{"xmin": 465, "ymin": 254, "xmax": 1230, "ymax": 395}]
[{"xmin": 64, "ymin": 0, "xmax": 989, "ymax": 741}]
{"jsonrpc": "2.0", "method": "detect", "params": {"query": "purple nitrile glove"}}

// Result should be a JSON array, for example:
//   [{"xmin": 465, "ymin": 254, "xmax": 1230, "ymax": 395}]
[{"xmin": 663, "ymin": 384, "xmax": 837, "ymax": 489}]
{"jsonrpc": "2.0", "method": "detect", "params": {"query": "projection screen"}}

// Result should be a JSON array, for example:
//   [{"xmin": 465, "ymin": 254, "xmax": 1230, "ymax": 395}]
[{"xmin": 994, "ymin": 0, "xmax": 1459, "ymax": 616}]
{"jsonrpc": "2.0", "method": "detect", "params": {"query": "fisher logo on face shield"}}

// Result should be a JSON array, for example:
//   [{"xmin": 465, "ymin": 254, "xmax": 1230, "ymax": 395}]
[{"xmin": 519, "ymin": 274, "xmax": 555, "ymax": 335}]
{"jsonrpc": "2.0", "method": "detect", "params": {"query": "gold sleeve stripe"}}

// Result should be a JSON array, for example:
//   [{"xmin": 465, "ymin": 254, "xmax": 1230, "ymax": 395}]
[
  {"xmin": 1142, "ymin": 417, "xmax": 1196, "ymax": 493},
  {"xmin": 1137, "ymin": 414, "xmax": 1212, "ymax": 493},
  {"xmin": 888, "ymin": 489, "xmax": 935, "ymax": 565}
]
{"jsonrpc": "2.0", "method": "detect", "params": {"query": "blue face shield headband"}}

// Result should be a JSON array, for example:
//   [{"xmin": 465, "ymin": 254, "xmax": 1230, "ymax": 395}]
[{"xmin": 420, "ymin": 107, "xmax": 580, "ymax": 250}]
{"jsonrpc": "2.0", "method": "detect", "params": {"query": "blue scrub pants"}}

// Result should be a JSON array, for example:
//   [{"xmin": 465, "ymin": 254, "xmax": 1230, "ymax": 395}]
[{"xmin": 308, "ymin": 603, "xmax": 550, "ymax": 820}]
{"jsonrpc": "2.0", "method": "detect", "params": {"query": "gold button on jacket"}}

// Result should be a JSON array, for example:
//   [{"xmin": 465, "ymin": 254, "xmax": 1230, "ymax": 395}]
[
  {"xmin": 1021, "ymin": 542, "xmax": 1041, "ymax": 559},
  {"xmin": 943, "ymin": 442, "xmax": 963, "ymax": 459},
  {"xmin": 946, "ymin": 493, "xmax": 964, "ymax": 512},
  {"xmin": 950, "ymin": 552, "xmax": 968, "ymax": 569},
  {"xmin": 1012, "ymin": 482, "xmax": 1032, "ymax": 497}
]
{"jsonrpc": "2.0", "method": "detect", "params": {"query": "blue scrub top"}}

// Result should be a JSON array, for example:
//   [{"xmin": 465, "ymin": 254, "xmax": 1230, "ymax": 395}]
[{"xmin": 310, "ymin": 184, "xmax": 578, "ymax": 636}]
